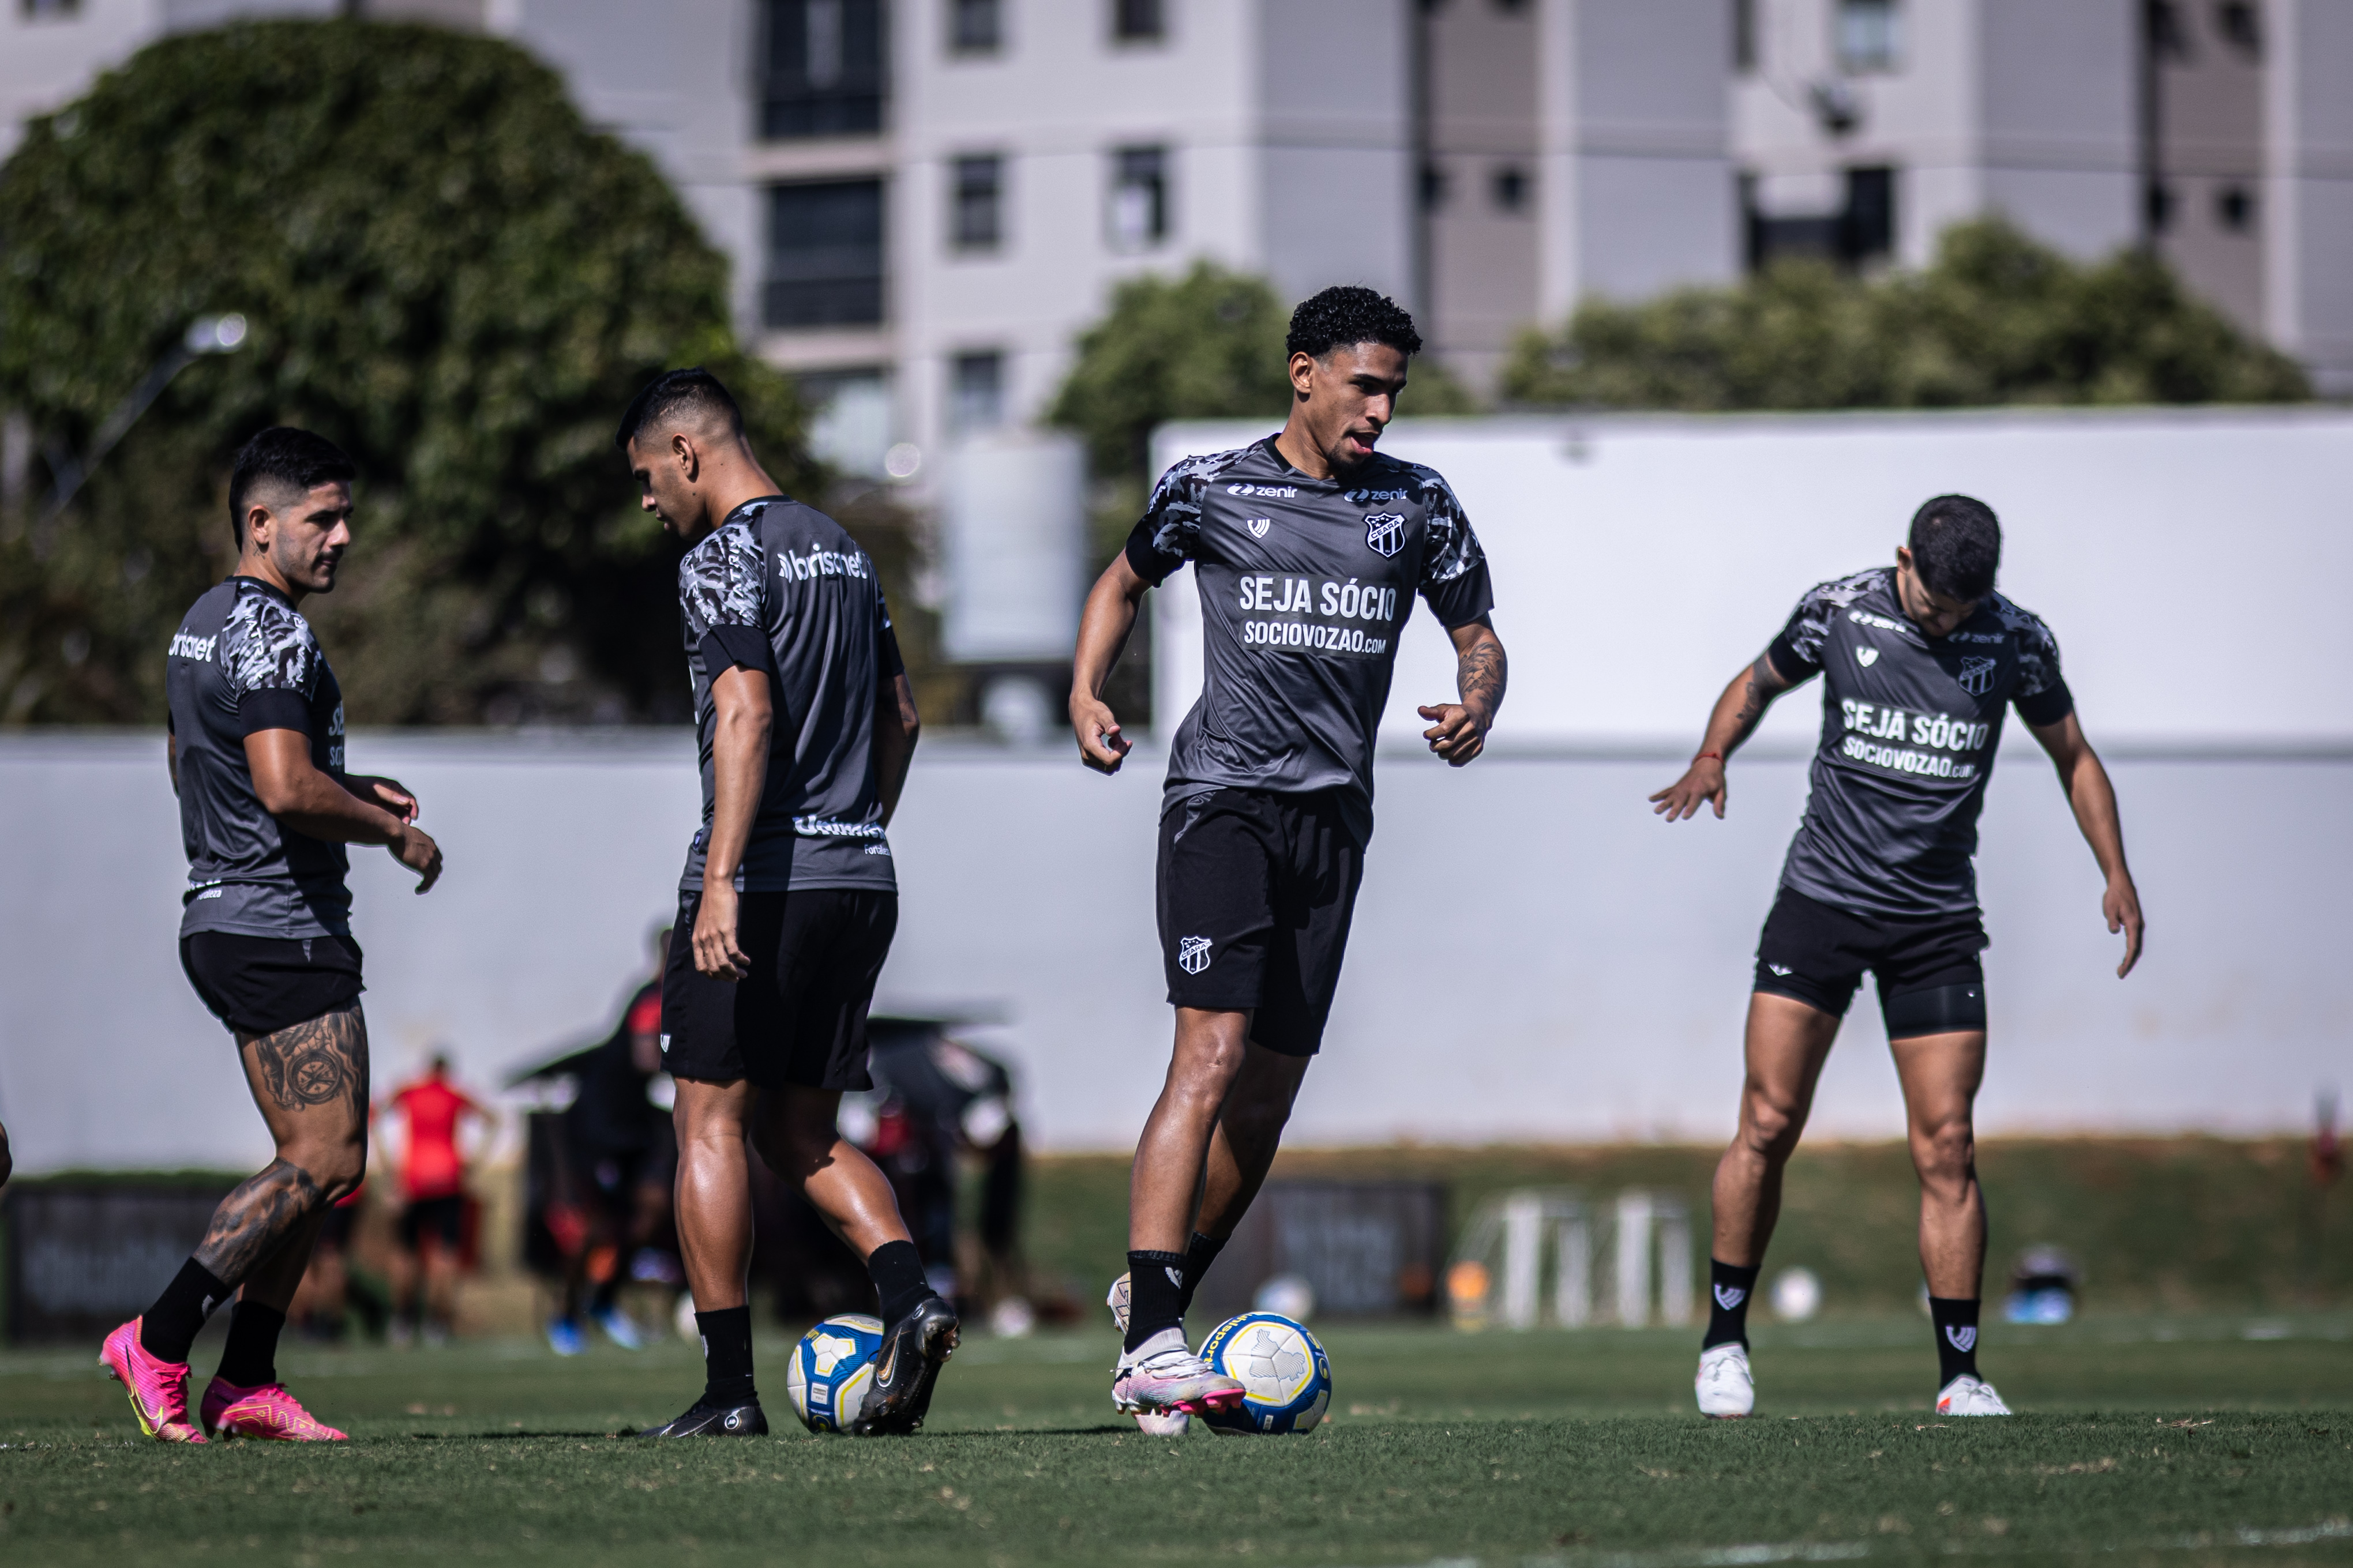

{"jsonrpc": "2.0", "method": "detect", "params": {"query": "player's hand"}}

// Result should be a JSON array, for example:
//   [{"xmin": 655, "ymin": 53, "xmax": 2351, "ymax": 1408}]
[
  {"xmin": 357, "ymin": 776, "xmax": 421, "ymax": 824},
  {"xmin": 1650, "ymin": 757, "xmax": 1728, "ymax": 821},
  {"xmin": 1071, "ymin": 694, "xmax": 1131, "ymax": 774},
  {"xmin": 2104, "ymin": 874, "xmax": 2144, "ymax": 978},
  {"xmin": 694, "ymin": 880, "xmax": 751, "ymax": 982},
  {"xmin": 392, "ymin": 824, "xmax": 443, "ymax": 893},
  {"xmin": 1418, "ymin": 703, "xmax": 1489, "ymax": 766}
]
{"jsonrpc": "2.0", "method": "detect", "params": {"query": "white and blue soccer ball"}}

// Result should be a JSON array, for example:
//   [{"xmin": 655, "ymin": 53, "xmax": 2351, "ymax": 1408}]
[
  {"xmin": 785, "ymin": 1313, "xmax": 883, "ymax": 1434},
  {"xmin": 1198, "ymin": 1311, "xmax": 1331, "ymax": 1435}
]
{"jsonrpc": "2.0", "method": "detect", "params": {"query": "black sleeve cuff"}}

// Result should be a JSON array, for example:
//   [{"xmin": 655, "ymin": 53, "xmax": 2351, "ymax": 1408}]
[
  {"xmin": 1421, "ymin": 561, "xmax": 1496, "ymax": 629},
  {"xmin": 2014, "ymin": 680, "xmax": 2074, "ymax": 728},
  {"xmin": 1124, "ymin": 522, "xmax": 1180, "ymax": 586},
  {"xmin": 700, "ymin": 625, "xmax": 776, "ymax": 679},
  {"xmin": 877, "ymin": 622, "xmax": 906, "ymax": 679},
  {"xmin": 237, "ymin": 689, "xmax": 314, "ymax": 738}
]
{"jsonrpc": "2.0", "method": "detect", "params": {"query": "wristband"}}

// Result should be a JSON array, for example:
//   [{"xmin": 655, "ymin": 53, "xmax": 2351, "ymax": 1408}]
[{"xmin": 1694, "ymin": 751, "xmax": 1723, "ymax": 763}]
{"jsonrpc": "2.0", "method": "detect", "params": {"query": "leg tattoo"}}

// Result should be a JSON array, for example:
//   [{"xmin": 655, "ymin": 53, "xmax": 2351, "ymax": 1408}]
[
  {"xmin": 244, "ymin": 1004, "xmax": 369, "ymax": 1115},
  {"xmin": 194, "ymin": 1159, "xmax": 325, "ymax": 1287}
]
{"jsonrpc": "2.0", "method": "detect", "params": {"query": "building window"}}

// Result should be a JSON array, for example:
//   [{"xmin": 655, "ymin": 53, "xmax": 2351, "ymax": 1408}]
[
  {"xmin": 800, "ymin": 369, "xmax": 895, "ymax": 476},
  {"xmin": 1491, "ymin": 166, "xmax": 1529, "ymax": 213},
  {"xmin": 2216, "ymin": 185, "xmax": 2254, "ymax": 232},
  {"xmin": 2146, "ymin": 182, "xmax": 2176, "ymax": 234},
  {"xmin": 2215, "ymin": 1, "xmax": 2260, "ymax": 57},
  {"xmin": 1732, "ymin": 0, "xmax": 1757, "ymax": 71},
  {"xmin": 763, "ymin": 0, "xmax": 887, "ymax": 140},
  {"xmin": 21, "ymin": 0, "xmax": 83, "ymax": 15},
  {"xmin": 1112, "ymin": 0, "xmax": 1164, "ymax": 43},
  {"xmin": 949, "ymin": 0, "xmax": 1001, "ymax": 53},
  {"xmin": 765, "ymin": 179, "xmax": 885, "ymax": 328},
  {"xmin": 1744, "ymin": 166, "xmax": 1895, "ymax": 270},
  {"xmin": 1834, "ymin": 0, "xmax": 1901, "ymax": 73},
  {"xmin": 2146, "ymin": 1, "xmax": 2188, "ymax": 58},
  {"xmin": 951, "ymin": 156, "xmax": 1004, "ymax": 252},
  {"xmin": 1420, "ymin": 164, "xmax": 1449, "ymax": 212},
  {"xmin": 950, "ymin": 352, "xmax": 1005, "ymax": 435},
  {"xmin": 1109, "ymin": 146, "xmax": 1168, "ymax": 250}
]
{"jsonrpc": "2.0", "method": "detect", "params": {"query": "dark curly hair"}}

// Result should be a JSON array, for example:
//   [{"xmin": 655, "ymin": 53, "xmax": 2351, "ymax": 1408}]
[
  {"xmin": 1908, "ymin": 494, "xmax": 2001, "ymax": 601},
  {"xmin": 1286, "ymin": 285, "xmax": 1423, "ymax": 360},
  {"xmin": 228, "ymin": 427, "xmax": 354, "ymax": 548}
]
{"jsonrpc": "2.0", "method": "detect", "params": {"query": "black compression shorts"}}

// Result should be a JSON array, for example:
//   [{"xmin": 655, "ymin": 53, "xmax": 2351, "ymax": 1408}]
[
  {"xmin": 1753, "ymin": 887, "xmax": 1988, "ymax": 1039},
  {"xmin": 1155, "ymin": 787, "xmax": 1365, "ymax": 1056},
  {"xmin": 660, "ymin": 888, "xmax": 896, "ymax": 1091},
  {"xmin": 399, "ymin": 1194, "xmax": 465, "ymax": 1253},
  {"xmin": 179, "ymin": 931, "xmax": 365, "ymax": 1038}
]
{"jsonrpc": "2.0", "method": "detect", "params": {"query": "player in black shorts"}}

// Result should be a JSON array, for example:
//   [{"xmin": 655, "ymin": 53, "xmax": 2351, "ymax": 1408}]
[
  {"xmin": 1650, "ymin": 495, "xmax": 2144, "ymax": 1419},
  {"xmin": 616, "ymin": 369, "xmax": 952, "ymax": 1438},
  {"xmin": 103, "ymin": 427, "xmax": 445, "ymax": 1444},
  {"xmin": 1069, "ymin": 287, "xmax": 1506, "ymax": 1424}
]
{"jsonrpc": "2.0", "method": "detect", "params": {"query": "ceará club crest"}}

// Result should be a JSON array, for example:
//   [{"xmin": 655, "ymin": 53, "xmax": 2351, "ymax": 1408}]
[{"xmin": 1364, "ymin": 512, "xmax": 1405, "ymax": 558}]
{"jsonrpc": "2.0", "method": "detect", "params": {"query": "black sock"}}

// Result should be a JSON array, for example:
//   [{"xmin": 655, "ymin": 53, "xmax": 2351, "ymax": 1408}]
[
  {"xmin": 215, "ymin": 1300, "xmax": 286, "ymax": 1388},
  {"xmin": 140, "ymin": 1259, "xmax": 231, "ymax": 1364},
  {"xmin": 1702, "ymin": 1259, "xmax": 1761, "ymax": 1350},
  {"xmin": 589, "ymin": 1275, "xmax": 622, "ymax": 1317},
  {"xmin": 1929, "ymin": 1296, "xmax": 1980, "ymax": 1385},
  {"xmin": 867, "ymin": 1240, "xmax": 930, "ymax": 1325},
  {"xmin": 1176, "ymin": 1231, "xmax": 1225, "ymax": 1319},
  {"xmin": 695, "ymin": 1306, "xmax": 756, "ymax": 1408},
  {"xmin": 1123, "ymin": 1249, "xmax": 1187, "ymax": 1354}
]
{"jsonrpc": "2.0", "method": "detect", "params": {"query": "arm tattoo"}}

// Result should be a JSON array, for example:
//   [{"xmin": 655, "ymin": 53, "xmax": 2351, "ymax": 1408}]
[
  {"xmin": 1727, "ymin": 656, "xmax": 1781, "ymax": 747},
  {"xmin": 245, "ymin": 1002, "xmax": 369, "ymax": 1116},
  {"xmin": 194, "ymin": 1157, "xmax": 325, "ymax": 1284},
  {"xmin": 1458, "ymin": 637, "xmax": 1507, "ymax": 717}
]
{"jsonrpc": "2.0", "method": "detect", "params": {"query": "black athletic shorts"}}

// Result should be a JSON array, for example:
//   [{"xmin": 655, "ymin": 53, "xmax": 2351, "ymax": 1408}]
[
  {"xmin": 179, "ymin": 931, "xmax": 365, "ymax": 1038},
  {"xmin": 660, "ymin": 887, "xmax": 896, "ymax": 1091},
  {"xmin": 399, "ymin": 1193, "xmax": 464, "ymax": 1252},
  {"xmin": 1155, "ymin": 787, "xmax": 1365, "ymax": 1056},
  {"xmin": 1754, "ymin": 886, "xmax": 1989, "ymax": 1039}
]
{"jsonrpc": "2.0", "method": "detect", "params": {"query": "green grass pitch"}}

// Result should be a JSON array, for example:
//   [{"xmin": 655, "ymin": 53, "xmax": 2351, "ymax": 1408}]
[{"xmin": 2, "ymin": 1316, "xmax": 2348, "ymax": 1567}]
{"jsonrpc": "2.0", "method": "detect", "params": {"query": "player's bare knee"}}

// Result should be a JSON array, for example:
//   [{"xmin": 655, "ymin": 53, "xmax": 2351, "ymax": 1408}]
[
  {"xmin": 1740, "ymin": 1092, "xmax": 1806, "ymax": 1161},
  {"xmin": 1909, "ymin": 1118, "xmax": 1975, "ymax": 1190}
]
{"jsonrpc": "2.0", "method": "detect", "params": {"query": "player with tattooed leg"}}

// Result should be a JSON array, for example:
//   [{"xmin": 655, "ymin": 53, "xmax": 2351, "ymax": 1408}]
[
  {"xmin": 1650, "ymin": 496, "xmax": 2143, "ymax": 1420},
  {"xmin": 1071, "ymin": 288, "xmax": 1505, "ymax": 1428},
  {"xmin": 107, "ymin": 428, "xmax": 444, "ymax": 1443}
]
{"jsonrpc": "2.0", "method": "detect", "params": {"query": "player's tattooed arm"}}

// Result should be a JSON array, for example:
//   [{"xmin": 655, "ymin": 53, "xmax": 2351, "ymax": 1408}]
[
  {"xmin": 193, "ymin": 1158, "xmax": 325, "ymax": 1285},
  {"xmin": 1649, "ymin": 653, "xmax": 1797, "ymax": 822},
  {"xmin": 1419, "ymin": 618, "xmax": 1506, "ymax": 768}
]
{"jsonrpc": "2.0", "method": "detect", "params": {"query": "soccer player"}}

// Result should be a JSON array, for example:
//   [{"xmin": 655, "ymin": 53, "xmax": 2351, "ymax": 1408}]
[
  {"xmin": 378, "ymin": 1054, "xmax": 494, "ymax": 1347},
  {"xmin": 105, "ymin": 427, "xmax": 445, "ymax": 1443},
  {"xmin": 1069, "ymin": 287, "xmax": 1505, "ymax": 1423},
  {"xmin": 1650, "ymin": 495, "xmax": 2144, "ymax": 1419},
  {"xmin": 617, "ymin": 369, "xmax": 950, "ymax": 1438}
]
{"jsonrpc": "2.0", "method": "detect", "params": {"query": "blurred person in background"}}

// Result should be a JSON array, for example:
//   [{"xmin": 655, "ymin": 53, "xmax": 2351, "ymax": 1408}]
[
  {"xmin": 106, "ymin": 428, "xmax": 444, "ymax": 1446},
  {"xmin": 1652, "ymin": 494, "xmax": 2144, "ymax": 1421},
  {"xmin": 1069, "ymin": 287, "xmax": 1504, "ymax": 1428},
  {"xmin": 541, "ymin": 927, "xmax": 682, "ymax": 1355},
  {"xmin": 283, "ymin": 1186, "xmax": 384, "ymax": 1343},
  {"xmin": 617, "ymin": 369, "xmax": 951, "ymax": 1439},
  {"xmin": 378, "ymin": 1053, "xmax": 494, "ymax": 1347}
]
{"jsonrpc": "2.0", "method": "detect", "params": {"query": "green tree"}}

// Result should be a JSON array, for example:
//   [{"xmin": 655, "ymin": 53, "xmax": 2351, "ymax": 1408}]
[
  {"xmin": 0, "ymin": 18, "xmax": 877, "ymax": 727},
  {"xmin": 1501, "ymin": 219, "xmax": 2310, "ymax": 412}
]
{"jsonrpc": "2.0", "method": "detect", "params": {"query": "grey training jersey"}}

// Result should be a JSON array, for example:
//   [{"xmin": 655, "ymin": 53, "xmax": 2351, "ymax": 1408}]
[
  {"xmin": 676, "ymin": 496, "xmax": 903, "ymax": 895},
  {"xmin": 166, "ymin": 576, "xmax": 352, "ymax": 938},
  {"xmin": 1768, "ymin": 566, "xmax": 2072, "ymax": 920},
  {"xmin": 1125, "ymin": 437, "xmax": 1494, "ymax": 846}
]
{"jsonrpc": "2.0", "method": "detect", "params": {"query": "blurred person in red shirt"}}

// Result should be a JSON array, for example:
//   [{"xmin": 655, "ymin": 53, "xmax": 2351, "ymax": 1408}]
[{"xmin": 376, "ymin": 1054, "xmax": 493, "ymax": 1345}]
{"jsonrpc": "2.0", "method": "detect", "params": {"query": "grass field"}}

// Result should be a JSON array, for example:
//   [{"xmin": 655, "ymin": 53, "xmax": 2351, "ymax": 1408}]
[{"xmin": 4, "ymin": 1315, "xmax": 2350, "ymax": 1567}]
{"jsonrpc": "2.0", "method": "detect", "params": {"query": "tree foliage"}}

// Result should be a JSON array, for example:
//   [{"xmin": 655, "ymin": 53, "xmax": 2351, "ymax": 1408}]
[
  {"xmin": 1500, "ymin": 219, "xmax": 2311, "ymax": 412},
  {"xmin": 0, "ymin": 19, "xmax": 849, "ymax": 726}
]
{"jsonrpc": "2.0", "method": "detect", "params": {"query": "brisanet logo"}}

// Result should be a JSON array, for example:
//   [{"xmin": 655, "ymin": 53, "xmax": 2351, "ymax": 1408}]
[{"xmin": 168, "ymin": 632, "xmax": 216, "ymax": 661}]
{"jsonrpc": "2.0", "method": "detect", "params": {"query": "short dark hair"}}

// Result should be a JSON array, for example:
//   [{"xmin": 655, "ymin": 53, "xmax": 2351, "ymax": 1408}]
[
  {"xmin": 1286, "ymin": 286, "xmax": 1423, "ymax": 360},
  {"xmin": 1908, "ymin": 494, "xmax": 2001, "ymax": 601},
  {"xmin": 614, "ymin": 367, "xmax": 744, "ymax": 452},
  {"xmin": 227, "ymin": 427, "xmax": 354, "ymax": 549}
]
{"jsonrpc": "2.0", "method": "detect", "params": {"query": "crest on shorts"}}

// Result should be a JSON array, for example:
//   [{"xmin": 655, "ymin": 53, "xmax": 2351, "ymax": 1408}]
[
  {"xmin": 1177, "ymin": 935, "xmax": 1214, "ymax": 975},
  {"xmin": 1364, "ymin": 512, "xmax": 1406, "ymax": 558},
  {"xmin": 1956, "ymin": 655, "xmax": 1998, "ymax": 697}
]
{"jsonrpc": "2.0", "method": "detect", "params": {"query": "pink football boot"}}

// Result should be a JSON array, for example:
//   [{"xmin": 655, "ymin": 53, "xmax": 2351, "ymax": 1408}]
[
  {"xmin": 201, "ymin": 1378, "xmax": 349, "ymax": 1441},
  {"xmin": 99, "ymin": 1319, "xmax": 208, "ymax": 1443}
]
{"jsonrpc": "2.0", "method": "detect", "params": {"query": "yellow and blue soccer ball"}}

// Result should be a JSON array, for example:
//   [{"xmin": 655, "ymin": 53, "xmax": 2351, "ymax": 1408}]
[
  {"xmin": 1198, "ymin": 1311, "xmax": 1331, "ymax": 1434},
  {"xmin": 785, "ymin": 1313, "xmax": 883, "ymax": 1433}
]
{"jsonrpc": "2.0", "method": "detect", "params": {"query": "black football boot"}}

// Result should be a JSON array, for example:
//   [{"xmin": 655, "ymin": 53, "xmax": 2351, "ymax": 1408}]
[
  {"xmin": 639, "ymin": 1397, "xmax": 768, "ymax": 1438},
  {"xmin": 850, "ymin": 1295, "xmax": 959, "ymax": 1435}
]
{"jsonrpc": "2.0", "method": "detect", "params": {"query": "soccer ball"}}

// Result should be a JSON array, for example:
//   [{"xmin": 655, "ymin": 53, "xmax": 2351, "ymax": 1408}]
[
  {"xmin": 785, "ymin": 1313, "xmax": 883, "ymax": 1433},
  {"xmin": 1198, "ymin": 1311, "xmax": 1331, "ymax": 1434}
]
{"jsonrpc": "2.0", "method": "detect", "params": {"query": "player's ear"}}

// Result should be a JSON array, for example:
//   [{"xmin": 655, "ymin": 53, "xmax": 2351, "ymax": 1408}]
[
  {"xmin": 671, "ymin": 429, "xmax": 700, "ymax": 482},
  {"xmin": 1289, "ymin": 351, "xmax": 1316, "ymax": 400}
]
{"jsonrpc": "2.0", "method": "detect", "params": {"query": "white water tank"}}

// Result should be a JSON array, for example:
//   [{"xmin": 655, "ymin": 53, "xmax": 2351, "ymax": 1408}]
[{"xmin": 940, "ymin": 429, "xmax": 1086, "ymax": 663}]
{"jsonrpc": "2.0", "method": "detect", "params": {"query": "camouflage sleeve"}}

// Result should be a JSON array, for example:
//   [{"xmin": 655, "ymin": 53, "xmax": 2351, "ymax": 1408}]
[
  {"xmin": 1121, "ymin": 460, "xmax": 1208, "ymax": 585},
  {"xmin": 1412, "ymin": 470, "xmax": 1494, "ymax": 627},
  {"xmin": 677, "ymin": 520, "xmax": 767, "ymax": 645},
  {"xmin": 2002, "ymin": 600, "xmax": 2074, "ymax": 725},
  {"xmin": 223, "ymin": 591, "xmax": 322, "ymax": 697},
  {"xmin": 1766, "ymin": 581, "xmax": 1842, "ymax": 678}
]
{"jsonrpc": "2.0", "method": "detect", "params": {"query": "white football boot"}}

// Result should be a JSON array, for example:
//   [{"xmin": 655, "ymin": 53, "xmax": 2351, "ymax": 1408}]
[
  {"xmin": 1107, "ymin": 1273, "xmax": 1192, "ymax": 1435},
  {"xmin": 1695, "ymin": 1342, "xmax": 1755, "ymax": 1419},
  {"xmin": 1935, "ymin": 1374, "xmax": 2012, "ymax": 1416}
]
